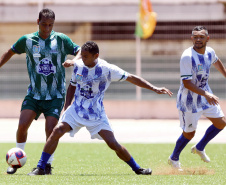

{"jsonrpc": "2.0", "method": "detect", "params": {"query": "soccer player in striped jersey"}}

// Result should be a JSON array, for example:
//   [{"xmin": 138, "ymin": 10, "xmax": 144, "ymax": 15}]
[
  {"xmin": 168, "ymin": 26, "xmax": 226, "ymax": 171},
  {"xmin": 28, "ymin": 41, "xmax": 173, "ymax": 175},
  {"xmin": 0, "ymin": 8, "xmax": 81, "ymax": 174}
]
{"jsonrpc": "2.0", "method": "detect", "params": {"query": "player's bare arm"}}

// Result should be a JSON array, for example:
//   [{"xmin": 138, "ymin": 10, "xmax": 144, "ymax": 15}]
[
  {"xmin": 183, "ymin": 79, "xmax": 219, "ymax": 105},
  {"xmin": 62, "ymin": 50, "xmax": 81, "ymax": 68},
  {"xmin": 0, "ymin": 48, "xmax": 15, "ymax": 68},
  {"xmin": 213, "ymin": 59, "xmax": 226, "ymax": 78},
  {"xmin": 64, "ymin": 84, "xmax": 76, "ymax": 110},
  {"xmin": 126, "ymin": 73, "xmax": 173, "ymax": 97}
]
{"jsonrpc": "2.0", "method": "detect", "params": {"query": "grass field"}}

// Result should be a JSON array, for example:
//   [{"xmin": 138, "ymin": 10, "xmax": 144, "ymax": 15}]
[{"xmin": 1, "ymin": 143, "xmax": 226, "ymax": 185}]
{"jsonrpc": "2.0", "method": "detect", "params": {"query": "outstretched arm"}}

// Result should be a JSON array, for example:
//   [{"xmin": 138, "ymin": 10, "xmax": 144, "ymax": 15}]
[
  {"xmin": 0, "ymin": 48, "xmax": 15, "ymax": 68},
  {"xmin": 213, "ymin": 59, "xmax": 226, "ymax": 78},
  {"xmin": 62, "ymin": 50, "xmax": 81, "ymax": 68},
  {"xmin": 126, "ymin": 73, "xmax": 173, "ymax": 97},
  {"xmin": 64, "ymin": 84, "xmax": 76, "ymax": 111}
]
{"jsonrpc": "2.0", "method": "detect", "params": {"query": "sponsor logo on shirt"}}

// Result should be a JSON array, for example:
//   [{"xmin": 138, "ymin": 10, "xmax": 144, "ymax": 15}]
[
  {"xmin": 33, "ymin": 45, "xmax": 41, "ymax": 57},
  {"xmin": 36, "ymin": 58, "xmax": 56, "ymax": 76},
  {"xmin": 76, "ymin": 74, "xmax": 83, "ymax": 81},
  {"xmin": 197, "ymin": 64, "xmax": 204, "ymax": 75}
]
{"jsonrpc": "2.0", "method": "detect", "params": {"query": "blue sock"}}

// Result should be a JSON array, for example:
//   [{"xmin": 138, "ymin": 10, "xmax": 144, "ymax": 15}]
[
  {"xmin": 170, "ymin": 134, "xmax": 190, "ymax": 161},
  {"xmin": 125, "ymin": 157, "xmax": 140, "ymax": 171},
  {"xmin": 37, "ymin": 152, "xmax": 51, "ymax": 170},
  {"xmin": 196, "ymin": 125, "xmax": 222, "ymax": 151}
]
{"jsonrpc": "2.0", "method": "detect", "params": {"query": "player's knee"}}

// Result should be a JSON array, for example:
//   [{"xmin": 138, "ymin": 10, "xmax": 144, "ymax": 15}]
[
  {"xmin": 51, "ymin": 125, "xmax": 66, "ymax": 139},
  {"xmin": 183, "ymin": 131, "xmax": 195, "ymax": 140}
]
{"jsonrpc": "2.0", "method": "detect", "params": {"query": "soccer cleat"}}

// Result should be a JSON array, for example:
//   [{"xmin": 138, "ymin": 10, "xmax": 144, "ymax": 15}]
[
  {"xmin": 45, "ymin": 163, "xmax": 53, "ymax": 175},
  {"xmin": 168, "ymin": 157, "xmax": 183, "ymax": 171},
  {"xmin": 191, "ymin": 145, "xmax": 210, "ymax": 163},
  {"xmin": 135, "ymin": 168, "xmax": 152, "ymax": 175},
  {"xmin": 7, "ymin": 166, "xmax": 17, "ymax": 174},
  {"xmin": 27, "ymin": 167, "xmax": 45, "ymax": 176}
]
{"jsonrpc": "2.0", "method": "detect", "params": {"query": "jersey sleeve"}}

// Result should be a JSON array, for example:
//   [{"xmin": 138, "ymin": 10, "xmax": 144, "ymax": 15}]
[
  {"xmin": 109, "ymin": 64, "xmax": 128, "ymax": 82},
  {"xmin": 210, "ymin": 48, "xmax": 218, "ymax": 64},
  {"xmin": 180, "ymin": 55, "xmax": 192, "ymax": 81},
  {"xmin": 11, "ymin": 35, "xmax": 27, "ymax": 54},
  {"xmin": 60, "ymin": 33, "xmax": 80, "ymax": 55},
  {"xmin": 70, "ymin": 65, "xmax": 78, "ymax": 86}
]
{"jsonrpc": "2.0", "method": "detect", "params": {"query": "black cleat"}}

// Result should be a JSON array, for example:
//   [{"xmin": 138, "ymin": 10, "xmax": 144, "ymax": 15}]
[
  {"xmin": 27, "ymin": 167, "xmax": 45, "ymax": 176},
  {"xmin": 135, "ymin": 168, "xmax": 152, "ymax": 175},
  {"xmin": 45, "ymin": 163, "xmax": 53, "ymax": 175},
  {"xmin": 7, "ymin": 166, "xmax": 17, "ymax": 174}
]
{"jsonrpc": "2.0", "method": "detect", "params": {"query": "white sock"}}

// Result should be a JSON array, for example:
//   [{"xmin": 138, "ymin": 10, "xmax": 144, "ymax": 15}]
[
  {"xmin": 47, "ymin": 152, "xmax": 54, "ymax": 165},
  {"xmin": 16, "ymin": 142, "xmax": 26, "ymax": 151}
]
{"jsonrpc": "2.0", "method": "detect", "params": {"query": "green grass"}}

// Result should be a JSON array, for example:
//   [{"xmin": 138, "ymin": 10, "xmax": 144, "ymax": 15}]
[{"xmin": 1, "ymin": 143, "xmax": 226, "ymax": 185}]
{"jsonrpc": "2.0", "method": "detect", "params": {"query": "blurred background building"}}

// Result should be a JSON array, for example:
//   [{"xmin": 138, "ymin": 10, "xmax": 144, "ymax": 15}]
[{"xmin": 0, "ymin": 0, "xmax": 226, "ymax": 118}]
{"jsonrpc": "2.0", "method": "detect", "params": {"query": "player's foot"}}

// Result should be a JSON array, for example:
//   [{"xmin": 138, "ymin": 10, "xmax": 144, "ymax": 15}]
[
  {"xmin": 45, "ymin": 163, "xmax": 53, "ymax": 175},
  {"xmin": 27, "ymin": 167, "xmax": 45, "ymax": 176},
  {"xmin": 7, "ymin": 166, "xmax": 17, "ymax": 174},
  {"xmin": 168, "ymin": 156, "xmax": 183, "ymax": 171},
  {"xmin": 191, "ymin": 145, "xmax": 210, "ymax": 163},
  {"xmin": 135, "ymin": 168, "xmax": 152, "ymax": 175}
]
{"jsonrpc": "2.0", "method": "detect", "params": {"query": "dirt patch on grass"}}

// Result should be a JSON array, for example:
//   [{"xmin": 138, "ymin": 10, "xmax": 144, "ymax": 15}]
[{"xmin": 153, "ymin": 165, "xmax": 215, "ymax": 175}]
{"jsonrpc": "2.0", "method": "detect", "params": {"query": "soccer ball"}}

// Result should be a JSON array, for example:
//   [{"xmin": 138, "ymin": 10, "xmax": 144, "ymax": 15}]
[{"xmin": 6, "ymin": 148, "xmax": 27, "ymax": 168}]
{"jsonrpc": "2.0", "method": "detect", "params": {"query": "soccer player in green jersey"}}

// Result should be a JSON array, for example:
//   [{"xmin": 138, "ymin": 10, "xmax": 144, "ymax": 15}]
[{"xmin": 0, "ymin": 8, "xmax": 81, "ymax": 175}]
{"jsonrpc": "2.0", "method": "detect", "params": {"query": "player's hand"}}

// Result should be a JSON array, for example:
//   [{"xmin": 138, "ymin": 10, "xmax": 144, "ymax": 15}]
[
  {"xmin": 204, "ymin": 91, "xmax": 219, "ymax": 105},
  {"xmin": 62, "ymin": 60, "xmax": 74, "ymax": 68},
  {"xmin": 154, "ymin": 87, "xmax": 173, "ymax": 97}
]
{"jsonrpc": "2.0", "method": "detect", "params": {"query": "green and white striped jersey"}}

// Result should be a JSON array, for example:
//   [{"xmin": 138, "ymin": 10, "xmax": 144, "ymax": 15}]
[{"xmin": 11, "ymin": 30, "xmax": 80, "ymax": 100}]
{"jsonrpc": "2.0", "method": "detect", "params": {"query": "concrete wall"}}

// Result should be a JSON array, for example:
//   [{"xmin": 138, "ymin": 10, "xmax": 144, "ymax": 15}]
[{"xmin": 1, "ymin": 99, "xmax": 226, "ymax": 119}]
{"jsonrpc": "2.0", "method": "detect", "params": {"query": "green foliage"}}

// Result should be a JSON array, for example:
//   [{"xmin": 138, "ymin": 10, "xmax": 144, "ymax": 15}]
[{"xmin": 1, "ymin": 143, "xmax": 226, "ymax": 185}]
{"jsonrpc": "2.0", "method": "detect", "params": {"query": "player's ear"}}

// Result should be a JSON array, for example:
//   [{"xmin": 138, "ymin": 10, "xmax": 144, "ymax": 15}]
[
  {"xmin": 37, "ymin": 19, "xmax": 40, "ymax": 25},
  {"xmin": 206, "ymin": 35, "xmax": 210, "ymax": 42},
  {"xmin": 94, "ymin": 53, "xmax": 99, "ymax": 59}
]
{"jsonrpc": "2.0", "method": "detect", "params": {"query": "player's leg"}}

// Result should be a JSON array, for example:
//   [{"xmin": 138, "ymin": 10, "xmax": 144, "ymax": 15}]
[
  {"xmin": 16, "ymin": 95, "xmax": 40, "ymax": 150},
  {"xmin": 192, "ymin": 117, "xmax": 226, "ymax": 162},
  {"xmin": 196, "ymin": 117, "xmax": 225, "ymax": 151},
  {"xmin": 7, "ymin": 109, "xmax": 36, "ymax": 175},
  {"xmin": 98, "ymin": 130, "xmax": 152, "ymax": 175},
  {"xmin": 42, "ymin": 98, "xmax": 65, "ymax": 174},
  {"xmin": 192, "ymin": 106, "xmax": 225, "ymax": 163},
  {"xmin": 168, "ymin": 111, "xmax": 199, "ymax": 170},
  {"xmin": 44, "ymin": 116, "xmax": 59, "ymax": 174},
  {"xmin": 28, "ymin": 122, "xmax": 71, "ymax": 175}
]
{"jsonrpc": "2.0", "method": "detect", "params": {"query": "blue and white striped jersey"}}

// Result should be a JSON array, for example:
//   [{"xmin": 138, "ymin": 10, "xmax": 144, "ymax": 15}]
[
  {"xmin": 70, "ymin": 58, "xmax": 128, "ymax": 121},
  {"xmin": 177, "ymin": 46, "xmax": 218, "ymax": 113}
]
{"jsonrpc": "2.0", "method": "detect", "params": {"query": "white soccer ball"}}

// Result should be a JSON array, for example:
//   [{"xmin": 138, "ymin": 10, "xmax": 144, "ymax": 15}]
[{"xmin": 6, "ymin": 148, "xmax": 27, "ymax": 168}]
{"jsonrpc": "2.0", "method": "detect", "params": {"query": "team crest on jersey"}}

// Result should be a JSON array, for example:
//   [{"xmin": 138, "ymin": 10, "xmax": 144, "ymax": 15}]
[
  {"xmin": 33, "ymin": 45, "xmax": 41, "ymax": 57},
  {"xmin": 36, "ymin": 58, "xmax": 56, "ymax": 76},
  {"xmin": 197, "ymin": 64, "xmax": 204, "ymax": 75},
  {"xmin": 76, "ymin": 74, "xmax": 83, "ymax": 81},
  {"xmin": 80, "ymin": 85, "xmax": 94, "ymax": 99}
]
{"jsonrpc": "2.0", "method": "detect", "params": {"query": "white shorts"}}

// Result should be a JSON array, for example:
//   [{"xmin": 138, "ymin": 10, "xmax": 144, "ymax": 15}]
[
  {"xmin": 179, "ymin": 104, "xmax": 224, "ymax": 132},
  {"xmin": 59, "ymin": 104, "xmax": 113, "ymax": 140}
]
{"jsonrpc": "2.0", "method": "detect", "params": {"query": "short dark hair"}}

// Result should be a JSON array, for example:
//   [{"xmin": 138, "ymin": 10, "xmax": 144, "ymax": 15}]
[
  {"xmin": 81, "ymin": 41, "xmax": 99, "ymax": 55},
  {"xmin": 192, "ymin": 26, "xmax": 208, "ymax": 35},
  {"xmin": 39, "ymin": 8, "xmax": 55, "ymax": 21}
]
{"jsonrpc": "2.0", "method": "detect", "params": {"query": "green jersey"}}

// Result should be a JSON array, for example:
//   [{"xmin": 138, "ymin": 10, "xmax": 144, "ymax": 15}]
[{"xmin": 11, "ymin": 31, "xmax": 80, "ymax": 100}]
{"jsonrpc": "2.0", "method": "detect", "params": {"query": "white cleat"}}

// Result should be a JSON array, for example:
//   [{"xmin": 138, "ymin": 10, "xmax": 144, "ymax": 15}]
[
  {"xmin": 168, "ymin": 157, "xmax": 183, "ymax": 171},
  {"xmin": 191, "ymin": 145, "xmax": 210, "ymax": 163}
]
